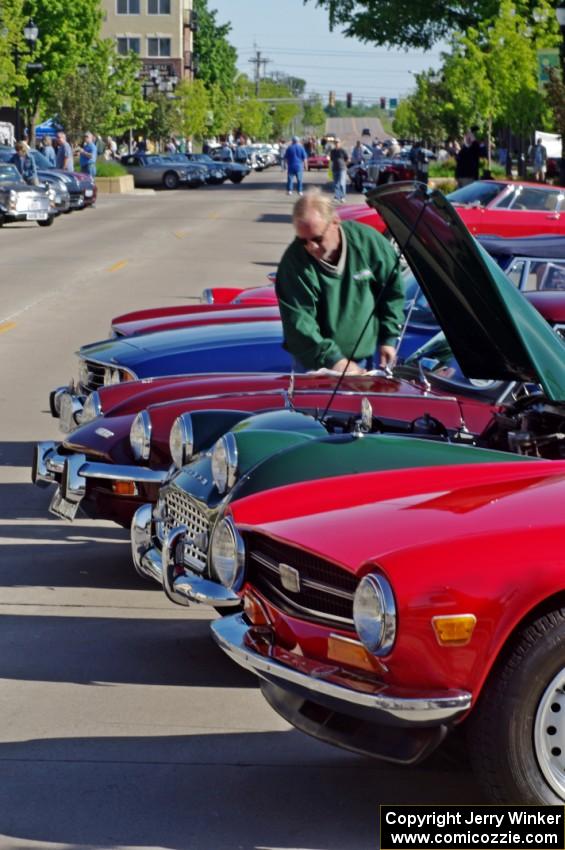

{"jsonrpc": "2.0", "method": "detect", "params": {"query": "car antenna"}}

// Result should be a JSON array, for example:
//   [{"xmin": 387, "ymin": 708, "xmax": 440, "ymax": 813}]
[{"xmin": 320, "ymin": 186, "xmax": 430, "ymax": 424}]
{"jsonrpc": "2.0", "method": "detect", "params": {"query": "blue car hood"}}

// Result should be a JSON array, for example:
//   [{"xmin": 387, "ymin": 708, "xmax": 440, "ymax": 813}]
[{"xmin": 78, "ymin": 320, "xmax": 290, "ymax": 376}]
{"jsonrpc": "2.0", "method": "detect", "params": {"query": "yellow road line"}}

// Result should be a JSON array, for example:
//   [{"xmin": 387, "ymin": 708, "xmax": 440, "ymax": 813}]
[
  {"xmin": 174, "ymin": 230, "xmax": 189, "ymax": 239},
  {"xmin": 107, "ymin": 259, "xmax": 128, "ymax": 273},
  {"xmin": 207, "ymin": 211, "xmax": 220, "ymax": 220},
  {"xmin": 0, "ymin": 321, "xmax": 16, "ymax": 334}
]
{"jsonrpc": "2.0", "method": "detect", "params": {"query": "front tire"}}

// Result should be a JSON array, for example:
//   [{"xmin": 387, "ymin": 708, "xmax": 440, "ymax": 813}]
[
  {"xmin": 468, "ymin": 608, "xmax": 565, "ymax": 803},
  {"xmin": 229, "ymin": 174, "xmax": 244, "ymax": 184},
  {"xmin": 162, "ymin": 171, "xmax": 179, "ymax": 190},
  {"xmin": 38, "ymin": 216, "xmax": 54, "ymax": 227}
]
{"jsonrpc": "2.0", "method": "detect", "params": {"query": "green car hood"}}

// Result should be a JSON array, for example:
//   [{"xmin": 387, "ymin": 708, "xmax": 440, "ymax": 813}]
[{"xmin": 368, "ymin": 182, "xmax": 565, "ymax": 401}]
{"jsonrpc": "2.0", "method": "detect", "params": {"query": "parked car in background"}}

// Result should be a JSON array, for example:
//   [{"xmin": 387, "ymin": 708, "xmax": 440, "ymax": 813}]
[
  {"xmin": 210, "ymin": 181, "xmax": 565, "ymax": 805},
  {"xmin": 183, "ymin": 153, "xmax": 250, "ymax": 184},
  {"xmin": 306, "ymin": 153, "xmax": 329, "ymax": 171},
  {"xmin": 121, "ymin": 153, "xmax": 207, "ymax": 189},
  {"xmin": 0, "ymin": 163, "xmax": 54, "ymax": 227},
  {"xmin": 0, "ymin": 146, "xmax": 86, "ymax": 211}
]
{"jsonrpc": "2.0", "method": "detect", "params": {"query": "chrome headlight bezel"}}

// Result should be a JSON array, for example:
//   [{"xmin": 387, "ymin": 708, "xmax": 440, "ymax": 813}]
[
  {"xmin": 79, "ymin": 390, "xmax": 102, "ymax": 425},
  {"xmin": 169, "ymin": 413, "xmax": 194, "ymax": 469},
  {"xmin": 210, "ymin": 516, "xmax": 245, "ymax": 591},
  {"xmin": 77, "ymin": 358, "xmax": 91, "ymax": 390},
  {"xmin": 211, "ymin": 432, "xmax": 238, "ymax": 495},
  {"xmin": 353, "ymin": 572, "xmax": 396, "ymax": 656},
  {"xmin": 130, "ymin": 410, "xmax": 152, "ymax": 461}
]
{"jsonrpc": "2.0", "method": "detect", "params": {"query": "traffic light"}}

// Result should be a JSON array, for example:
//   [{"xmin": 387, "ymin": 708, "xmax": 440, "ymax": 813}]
[
  {"xmin": 379, "ymin": 96, "xmax": 386, "ymax": 110},
  {"xmin": 346, "ymin": 92, "xmax": 352, "ymax": 108},
  {"xmin": 328, "ymin": 90, "xmax": 336, "ymax": 108}
]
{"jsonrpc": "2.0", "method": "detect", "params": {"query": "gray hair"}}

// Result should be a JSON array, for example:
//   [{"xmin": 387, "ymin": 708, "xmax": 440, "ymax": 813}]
[{"xmin": 292, "ymin": 188, "xmax": 336, "ymax": 226}]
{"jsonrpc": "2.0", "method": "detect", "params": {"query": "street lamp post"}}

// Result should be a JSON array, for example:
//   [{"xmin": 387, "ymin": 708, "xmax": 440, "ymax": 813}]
[
  {"xmin": 14, "ymin": 19, "xmax": 39, "ymax": 142},
  {"xmin": 557, "ymin": 2, "xmax": 565, "ymax": 186}
]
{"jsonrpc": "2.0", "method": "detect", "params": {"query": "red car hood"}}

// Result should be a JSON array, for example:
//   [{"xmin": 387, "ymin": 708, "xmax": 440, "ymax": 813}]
[
  {"xmin": 232, "ymin": 457, "xmax": 564, "ymax": 576},
  {"xmin": 113, "ymin": 305, "xmax": 280, "ymax": 337}
]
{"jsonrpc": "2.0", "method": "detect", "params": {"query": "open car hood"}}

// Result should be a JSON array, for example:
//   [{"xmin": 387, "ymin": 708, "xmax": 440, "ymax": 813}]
[{"xmin": 368, "ymin": 182, "xmax": 565, "ymax": 401}]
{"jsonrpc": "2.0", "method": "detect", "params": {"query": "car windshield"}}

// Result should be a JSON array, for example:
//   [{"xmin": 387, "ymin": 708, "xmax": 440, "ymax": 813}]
[
  {"xmin": 446, "ymin": 181, "xmax": 506, "ymax": 207},
  {"xmin": 401, "ymin": 332, "xmax": 506, "ymax": 398},
  {"xmin": 0, "ymin": 164, "xmax": 21, "ymax": 182}
]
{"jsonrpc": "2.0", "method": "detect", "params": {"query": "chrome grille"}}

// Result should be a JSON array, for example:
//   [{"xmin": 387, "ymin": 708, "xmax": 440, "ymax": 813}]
[
  {"xmin": 162, "ymin": 486, "xmax": 209, "ymax": 572},
  {"xmin": 80, "ymin": 360, "xmax": 106, "ymax": 393},
  {"xmin": 245, "ymin": 532, "xmax": 356, "ymax": 629}
]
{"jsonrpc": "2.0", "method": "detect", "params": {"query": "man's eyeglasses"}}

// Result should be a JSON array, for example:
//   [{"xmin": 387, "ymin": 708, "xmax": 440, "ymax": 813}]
[{"xmin": 297, "ymin": 218, "xmax": 333, "ymax": 246}]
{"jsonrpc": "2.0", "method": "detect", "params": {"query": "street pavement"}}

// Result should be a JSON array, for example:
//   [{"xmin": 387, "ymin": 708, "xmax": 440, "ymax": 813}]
[{"xmin": 0, "ymin": 169, "xmax": 483, "ymax": 850}]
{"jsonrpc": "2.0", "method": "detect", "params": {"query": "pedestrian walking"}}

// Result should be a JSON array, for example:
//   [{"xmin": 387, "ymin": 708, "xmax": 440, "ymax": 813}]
[
  {"xmin": 79, "ymin": 131, "xmax": 97, "ymax": 179},
  {"xmin": 275, "ymin": 188, "xmax": 405, "ymax": 373},
  {"xmin": 279, "ymin": 139, "xmax": 287, "ymax": 171},
  {"xmin": 284, "ymin": 135, "xmax": 307, "ymax": 195},
  {"xmin": 351, "ymin": 140, "xmax": 364, "ymax": 165},
  {"xmin": 532, "ymin": 138, "xmax": 548, "ymax": 183},
  {"xmin": 55, "ymin": 131, "xmax": 74, "ymax": 172},
  {"xmin": 330, "ymin": 139, "xmax": 349, "ymax": 203}
]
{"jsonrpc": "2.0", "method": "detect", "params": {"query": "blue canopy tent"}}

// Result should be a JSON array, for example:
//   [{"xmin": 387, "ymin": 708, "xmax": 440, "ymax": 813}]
[{"xmin": 35, "ymin": 118, "xmax": 62, "ymax": 139}]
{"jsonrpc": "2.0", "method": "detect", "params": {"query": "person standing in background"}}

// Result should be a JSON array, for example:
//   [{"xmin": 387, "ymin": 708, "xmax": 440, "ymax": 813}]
[
  {"xmin": 79, "ymin": 131, "xmax": 97, "ymax": 179},
  {"xmin": 284, "ymin": 135, "xmax": 307, "ymax": 195},
  {"xmin": 330, "ymin": 139, "xmax": 349, "ymax": 203},
  {"xmin": 55, "ymin": 131, "xmax": 74, "ymax": 172},
  {"xmin": 41, "ymin": 136, "xmax": 56, "ymax": 167}
]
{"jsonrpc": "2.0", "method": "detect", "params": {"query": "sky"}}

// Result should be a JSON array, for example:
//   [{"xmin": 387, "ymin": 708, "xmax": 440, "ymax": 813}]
[{"xmin": 209, "ymin": 0, "xmax": 445, "ymax": 105}]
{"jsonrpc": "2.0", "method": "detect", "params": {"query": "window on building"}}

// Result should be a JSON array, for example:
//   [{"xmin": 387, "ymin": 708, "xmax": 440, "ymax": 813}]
[
  {"xmin": 147, "ymin": 37, "xmax": 171, "ymax": 57},
  {"xmin": 148, "ymin": 0, "xmax": 171, "ymax": 13},
  {"xmin": 117, "ymin": 0, "xmax": 140, "ymax": 13},
  {"xmin": 117, "ymin": 36, "xmax": 141, "ymax": 54}
]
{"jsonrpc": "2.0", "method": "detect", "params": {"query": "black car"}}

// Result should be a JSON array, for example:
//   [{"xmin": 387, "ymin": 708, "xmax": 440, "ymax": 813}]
[{"xmin": 184, "ymin": 153, "xmax": 250, "ymax": 184}]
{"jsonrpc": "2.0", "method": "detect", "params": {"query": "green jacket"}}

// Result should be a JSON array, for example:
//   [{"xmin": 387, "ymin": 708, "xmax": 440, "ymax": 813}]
[{"xmin": 275, "ymin": 220, "xmax": 405, "ymax": 370}]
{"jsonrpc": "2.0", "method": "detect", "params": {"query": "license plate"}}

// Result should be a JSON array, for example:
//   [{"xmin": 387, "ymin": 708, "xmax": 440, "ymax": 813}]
[
  {"xmin": 85, "ymin": 189, "xmax": 93, "ymax": 197},
  {"xmin": 49, "ymin": 488, "xmax": 79, "ymax": 521},
  {"xmin": 26, "ymin": 212, "xmax": 48, "ymax": 220}
]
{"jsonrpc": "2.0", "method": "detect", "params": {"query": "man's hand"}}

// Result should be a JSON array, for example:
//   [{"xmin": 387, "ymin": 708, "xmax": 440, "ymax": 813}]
[
  {"xmin": 331, "ymin": 358, "xmax": 366, "ymax": 375},
  {"xmin": 378, "ymin": 345, "xmax": 397, "ymax": 369}
]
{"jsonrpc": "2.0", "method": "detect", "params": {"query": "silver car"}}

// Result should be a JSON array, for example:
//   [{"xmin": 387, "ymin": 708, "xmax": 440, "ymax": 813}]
[
  {"xmin": 0, "ymin": 163, "xmax": 54, "ymax": 227},
  {"xmin": 121, "ymin": 154, "xmax": 207, "ymax": 189}
]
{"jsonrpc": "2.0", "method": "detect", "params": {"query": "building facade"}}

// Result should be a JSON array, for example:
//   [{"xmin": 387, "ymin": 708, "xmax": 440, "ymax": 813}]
[{"xmin": 100, "ymin": 0, "xmax": 196, "ymax": 90}]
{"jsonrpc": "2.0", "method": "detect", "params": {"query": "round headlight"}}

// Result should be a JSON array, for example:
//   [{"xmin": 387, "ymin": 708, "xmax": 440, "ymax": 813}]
[
  {"xmin": 79, "ymin": 390, "xmax": 102, "ymax": 425},
  {"xmin": 211, "ymin": 433, "xmax": 238, "ymax": 494},
  {"xmin": 130, "ymin": 410, "xmax": 152, "ymax": 461},
  {"xmin": 210, "ymin": 516, "xmax": 245, "ymax": 590},
  {"xmin": 169, "ymin": 413, "xmax": 194, "ymax": 468},
  {"xmin": 104, "ymin": 367, "xmax": 121, "ymax": 386},
  {"xmin": 353, "ymin": 573, "xmax": 396, "ymax": 655}
]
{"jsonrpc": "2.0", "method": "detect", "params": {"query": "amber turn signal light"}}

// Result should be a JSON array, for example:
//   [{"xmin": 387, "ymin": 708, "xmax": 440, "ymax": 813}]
[
  {"xmin": 243, "ymin": 592, "xmax": 270, "ymax": 626},
  {"xmin": 112, "ymin": 481, "xmax": 138, "ymax": 496},
  {"xmin": 432, "ymin": 614, "xmax": 476, "ymax": 646}
]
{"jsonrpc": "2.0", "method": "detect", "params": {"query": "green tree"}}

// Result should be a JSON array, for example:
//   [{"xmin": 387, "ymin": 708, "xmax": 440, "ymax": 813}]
[
  {"xmin": 307, "ymin": 0, "xmax": 559, "ymax": 50},
  {"xmin": 0, "ymin": 0, "xmax": 26, "ymax": 106},
  {"xmin": 193, "ymin": 0, "xmax": 237, "ymax": 90},
  {"xmin": 303, "ymin": 97, "xmax": 326, "ymax": 131},
  {"xmin": 44, "ymin": 41, "xmax": 151, "ymax": 142},
  {"xmin": 207, "ymin": 82, "xmax": 237, "ymax": 137},
  {"xmin": 176, "ymin": 78, "xmax": 209, "ymax": 140},
  {"xmin": 145, "ymin": 91, "xmax": 178, "ymax": 144},
  {"xmin": 19, "ymin": 0, "xmax": 103, "ymax": 141}
]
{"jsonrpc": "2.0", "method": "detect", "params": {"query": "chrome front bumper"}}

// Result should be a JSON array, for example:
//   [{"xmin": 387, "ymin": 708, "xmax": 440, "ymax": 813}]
[
  {"xmin": 33, "ymin": 443, "xmax": 168, "ymax": 520},
  {"xmin": 131, "ymin": 507, "xmax": 239, "ymax": 609},
  {"xmin": 212, "ymin": 614, "xmax": 472, "ymax": 728}
]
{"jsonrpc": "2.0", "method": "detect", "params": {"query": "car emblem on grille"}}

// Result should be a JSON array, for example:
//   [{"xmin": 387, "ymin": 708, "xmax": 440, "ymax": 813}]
[{"xmin": 279, "ymin": 563, "xmax": 300, "ymax": 593}]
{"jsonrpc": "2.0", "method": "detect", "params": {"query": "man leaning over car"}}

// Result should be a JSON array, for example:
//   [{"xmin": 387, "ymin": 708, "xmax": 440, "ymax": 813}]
[{"xmin": 275, "ymin": 188, "xmax": 405, "ymax": 374}]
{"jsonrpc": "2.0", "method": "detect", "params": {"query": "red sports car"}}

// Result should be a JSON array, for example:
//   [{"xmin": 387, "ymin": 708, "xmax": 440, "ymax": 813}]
[
  {"xmin": 306, "ymin": 154, "xmax": 329, "ymax": 171},
  {"xmin": 210, "ymin": 182, "xmax": 565, "ymax": 805}
]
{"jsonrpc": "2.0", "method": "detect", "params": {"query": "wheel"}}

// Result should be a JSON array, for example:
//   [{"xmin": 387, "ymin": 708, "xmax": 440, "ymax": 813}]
[
  {"xmin": 468, "ymin": 608, "xmax": 565, "ymax": 803},
  {"xmin": 229, "ymin": 174, "xmax": 244, "ymax": 184},
  {"xmin": 37, "ymin": 217, "xmax": 54, "ymax": 227},
  {"xmin": 162, "ymin": 171, "xmax": 179, "ymax": 190},
  {"xmin": 0, "ymin": 215, "xmax": 4, "ymax": 227}
]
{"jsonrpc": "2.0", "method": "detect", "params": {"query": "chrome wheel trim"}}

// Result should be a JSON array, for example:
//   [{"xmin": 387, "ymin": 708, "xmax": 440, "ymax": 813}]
[{"xmin": 534, "ymin": 668, "xmax": 565, "ymax": 799}]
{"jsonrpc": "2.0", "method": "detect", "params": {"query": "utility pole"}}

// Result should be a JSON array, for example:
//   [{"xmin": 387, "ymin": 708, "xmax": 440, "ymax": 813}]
[{"xmin": 249, "ymin": 45, "xmax": 271, "ymax": 96}]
